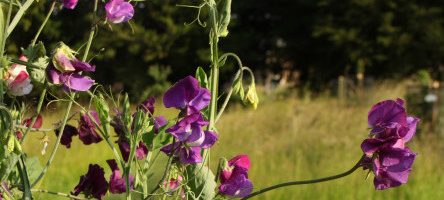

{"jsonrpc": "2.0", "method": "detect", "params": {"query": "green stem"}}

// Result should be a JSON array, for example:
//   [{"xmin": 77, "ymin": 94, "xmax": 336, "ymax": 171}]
[
  {"xmin": 17, "ymin": 157, "xmax": 32, "ymax": 200},
  {"xmin": 207, "ymin": 5, "xmax": 219, "ymax": 132},
  {"xmin": 6, "ymin": 0, "xmax": 35, "ymax": 37},
  {"xmin": 125, "ymin": 139, "xmax": 137, "ymax": 200},
  {"xmin": 30, "ymin": 1, "xmax": 56, "ymax": 46},
  {"xmin": 215, "ymin": 69, "xmax": 241, "ymax": 122},
  {"xmin": 31, "ymin": 100, "xmax": 74, "ymax": 188},
  {"xmin": 31, "ymin": 189, "xmax": 87, "ymax": 200},
  {"xmin": 241, "ymin": 155, "xmax": 365, "ymax": 200},
  {"xmin": 21, "ymin": 88, "xmax": 47, "ymax": 142}
]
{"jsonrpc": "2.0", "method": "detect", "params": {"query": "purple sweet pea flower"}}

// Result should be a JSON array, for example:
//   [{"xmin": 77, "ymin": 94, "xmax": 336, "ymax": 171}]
[
  {"xmin": 78, "ymin": 111, "xmax": 103, "ymax": 145},
  {"xmin": 55, "ymin": 124, "xmax": 79, "ymax": 148},
  {"xmin": 139, "ymin": 97, "xmax": 155, "ymax": 115},
  {"xmin": 218, "ymin": 155, "xmax": 253, "ymax": 198},
  {"xmin": 154, "ymin": 116, "xmax": 167, "ymax": 134},
  {"xmin": 161, "ymin": 144, "xmax": 203, "ymax": 164},
  {"xmin": 166, "ymin": 113, "xmax": 217, "ymax": 147},
  {"xmin": 163, "ymin": 76, "xmax": 211, "ymax": 115},
  {"xmin": 361, "ymin": 98, "xmax": 419, "ymax": 190},
  {"xmin": 373, "ymin": 147, "xmax": 416, "ymax": 190},
  {"xmin": 62, "ymin": 0, "xmax": 78, "ymax": 9},
  {"xmin": 118, "ymin": 140, "xmax": 149, "ymax": 162},
  {"xmin": 107, "ymin": 159, "xmax": 134, "ymax": 194},
  {"xmin": 105, "ymin": 0, "xmax": 134, "ymax": 24},
  {"xmin": 72, "ymin": 164, "xmax": 109, "ymax": 199},
  {"xmin": 47, "ymin": 64, "xmax": 95, "ymax": 92}
]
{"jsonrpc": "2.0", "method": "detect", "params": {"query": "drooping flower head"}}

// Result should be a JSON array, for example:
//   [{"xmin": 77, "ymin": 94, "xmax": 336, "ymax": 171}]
[
  {"xmin": 78, "ymin": 111, "xmax": 103, "ymax": 145},
  {"xmin": 163, "ymin": 76, "xmax": 211, "ymax": 115},
  {"xmin": 361, "ymin": 98, "xmax": 419, "ymax": 190},
  {"xmin": 107, "ymin": 159, "xmax": 134, "ymax": 194},
  {"xmin": 47, "ymin": 43, "xmax": 95, "ymax": 92},
  {"xmin": 105, "ymin": 0, "xmax": 134, "ymax": 24},
  {"xmin": 62, "ymin": 0, "xmax": 78, "ymax": 9},
  {"xmin": 218, "ymin": 155, "xmax": 253, "ymax": 198},
  {"xmin": 72, "ymin": 164, "xmax": 109, "ymax": 199},
  {"xmin": 5, "ymin": 55, "xmax": 33, "ymax": 96}
]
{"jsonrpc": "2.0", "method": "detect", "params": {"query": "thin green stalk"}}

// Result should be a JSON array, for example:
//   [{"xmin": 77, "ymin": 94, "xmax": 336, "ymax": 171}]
[
  {"xmin": 21, "ymin": 88, "xmax": 47, "ymax": 142},
  {"xmin": 31, "ymin": 189, "xmax": 87, "ymax": 200},
  {"xmin": 31, "ymin": 100, "xmax": 74, "ymax": 188},
  {"xmin": 215, "ymin": 69, "xmax": 241, "ymax": 122},
  {"xmin": 6, "ymin": 0, "xmax": 34, "ymax": 36},
  {"xmin": 17, "ymin": 157, "xmax": 32, "ymax": 200},
  {"xmin": 0, "ymin": 0, "xmax": 13, "ymax": 103},
  {"xmin": 207, "ymin": 5, "xmax": 219, "ymax": 132},
  {"xmin": 30, "ymin": 1, "xmax": 56, "ymax": 46},
  {"xmin": 125, "ymin": 138, "xmax": 137, "ymax": 200},
  {"xmin": 241, "ymin": 155, "xmax": 365, "ymax": 199}
]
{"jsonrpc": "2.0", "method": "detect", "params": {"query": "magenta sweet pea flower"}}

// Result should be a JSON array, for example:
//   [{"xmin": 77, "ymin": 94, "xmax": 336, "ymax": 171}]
[
  {"xmin": 105, "ymin": 0, "xmax": 134, "ymax": 24},
  {"xmin": 361, "ymin": 98, "xmax": 419, "ymax": 190},
  {"xmin": 107, "ymin": 159, "xmax": 134, "ymax": 194},
  {"xmin": 218, "ymin": 155, "xmax": 253, "ymax": 198},
  {"xmin": 163, "ymin": 76, "xmax": 211, "ymax": 115},
  {"xmin": 62, "ymin": 0, "xmax": 78, "ymax": 9},
  {"xmin": 161, "ymin": 144, "xmax": 203, "ymax": 164},
  {"xmin": 6, "ymin": 55, "xmax": 33, "ymax": 96},
  {"xmin": 78, "ymin": 111, "xmax": 103, "ymax": 145},
  {"xmin": 72, "ymin": 164, "xmax": 109, "ymax": 200}
]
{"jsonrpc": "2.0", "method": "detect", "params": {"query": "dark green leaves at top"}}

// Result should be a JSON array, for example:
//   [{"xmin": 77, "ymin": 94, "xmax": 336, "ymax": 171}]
[
  {"xmin": 22, "ymin": 42, "xmax": 46, "ymax": 62},
  {"xmin": 94, "ymin": 93, "xmax": 110, "ymax": 137},
  {"xmin": 185, "ymin": 163, "xmax": 217, "ymax": 200},
  {"xmin": 195, "ymin": 67, "xmax": 209, "ymax": 89}
]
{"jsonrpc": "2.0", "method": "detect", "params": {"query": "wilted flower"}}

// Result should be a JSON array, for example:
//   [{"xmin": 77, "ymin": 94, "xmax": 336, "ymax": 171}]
[
  {"xmin": 105, "ymin": 0, "xmax": 134, "ymax": 24},
  {"xmin": 218, "ymin": 155, "xmax": 253, "ymax": 198},
  {"xmin": 72, "ymin": 164, "xmax": 109, "ymax": 199},
  {"xmin": 361, "ymin": 98, "xmax": 419, "ymax": 190},
  {"xmin": 62, "ymin": 0, "xmax": 78, "ymax": 9},
  {"xmin": 5, "ymin": 56, "xmax": 33, "ymax": 96},
  {"xmin": 107, "ymin": 159, "xmax": 134, "ymax": 194},
  {"xmin": 78, "ymin": 111, "xmax": 103, "ymax": 145},
  {"xmin": 163, "ymin": 76, "xmax": 211, "ymax": 115},
  {"xmin": 47, "ymin": 43, "xmax": 95, "ymax": 92},
  {"xmin": 55, "ymin": 124, "xmax": 79, "ymax": 148}
]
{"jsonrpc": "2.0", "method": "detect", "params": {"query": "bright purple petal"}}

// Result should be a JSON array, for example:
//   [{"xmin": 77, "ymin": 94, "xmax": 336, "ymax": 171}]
[
  {"xmin": 105, "ymin": 0, "xmax": 135, "ymax": 24},
  {"xmin": 200, "ymin": 131, "xmax": 218, "ymax": 149},
  {"xmin": 60, "ymin": 74, "xmax": 95, "ymax": 92},
  {"xmin": 163, "ymin": 76, "xmax": 200, "ymax": 110},
  {"xmin": 368, "ymin": 99, "xmax": 407, "ymax": 127},
  {"xmin": 72, "ymin": 60, "xmax": 96, "ymax": 72},
  {"xmin": 179, "ymin": 147, "xmax": 202, "ymax": 164}
]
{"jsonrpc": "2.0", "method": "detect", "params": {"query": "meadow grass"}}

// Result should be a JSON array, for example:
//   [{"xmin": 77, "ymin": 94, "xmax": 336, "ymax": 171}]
[{"xmin": 23, "ymin": 82, "xmax": 444, "ymax": 199}]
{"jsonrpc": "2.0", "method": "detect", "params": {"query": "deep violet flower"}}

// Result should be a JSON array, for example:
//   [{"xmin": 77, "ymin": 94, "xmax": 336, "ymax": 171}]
[
  {"xmin": 107, "ymin": 159, "xmax": 134, "ymax": 194},
  {"xmin": 6, "ymin": 55, "xmax": 33, "ymax": 96},
  {"xmin": 361, "ymin": 98, "xmax": 419, "ymax": 190},
  {"xmin": 118, "ymin": 140, "xmax": 148, "ymax": 162},
  {"xmin": 72, "ymin": 164, "xmax": 109, "ymax": 199},
  {"xmin": 62, "ymin": 0, "xmax": 78, "ymax": 9},
  {"xmin": 139, "ymin": 97, "xmax": 155, "ymax": 115},
  {"xmin": 55, "ymin": 124, "xmax": 79, "ymax": 148},
  {"xmin": 105, "ymin": 0, "xmax": 134, "ymax": 24},
  {"xmin": 47, "ymin": 43, "xmax": 95, "ymax": 92},
  {"xmin": 78, "ymin": 111, "xmax": 103, "ymax": 145},
  {"xmin": 163, "ymin": 76, "xmax": 211, "ymax": 115},
  {"xmin": 218, "ymin": 155, "xmax": 253, "ymax": 198}
]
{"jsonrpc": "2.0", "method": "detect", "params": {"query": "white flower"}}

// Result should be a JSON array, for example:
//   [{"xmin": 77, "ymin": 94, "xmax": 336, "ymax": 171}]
[{"xmin": 6, "ymin": 56, "xmax": 33, "ymax": 96}]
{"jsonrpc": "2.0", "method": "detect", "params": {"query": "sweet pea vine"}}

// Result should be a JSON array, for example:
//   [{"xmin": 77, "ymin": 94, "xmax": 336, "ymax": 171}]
[{"xmin": 0, "ymin": 0, "xmax": 420, "ymax": 199}]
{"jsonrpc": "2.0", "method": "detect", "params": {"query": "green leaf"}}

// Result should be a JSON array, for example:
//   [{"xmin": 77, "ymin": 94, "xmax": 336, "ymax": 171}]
[
  {"xmin": 217, "ymin": 0, "xmax": 232, "ymax": 37},
  {"xmin": 94, "ymin": 94, "xmax": 110, "ymax": 136},
  {"xmin": 24, "ymin": 156, "xmax": 43, "ymax": 184},
  {"xmin": 195, "ymin": 67, "xmax": 209, "ymax": 89},
  {"xmin": 0, "ymin": 152, "xmax": 19, "ymax": 182},
  {"xmin": 232, "ymin": 75, "xmax": 243, "ymax": 95},
  {"xmin": 22, "ymin": 42, "xmax": 47, "ymax": 62},
  {"xmin": 185, "ymin": 163, "xmax": 217, "ymax": 200},
  {"xmin": 152, "ymin": 129, "xmax": 173, "ymax": 150}
]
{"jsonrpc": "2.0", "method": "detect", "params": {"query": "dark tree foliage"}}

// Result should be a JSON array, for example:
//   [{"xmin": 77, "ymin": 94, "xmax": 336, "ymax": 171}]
[{"xmin": 7, "ymin": 0, "xmax": 444, "ymax": 98}]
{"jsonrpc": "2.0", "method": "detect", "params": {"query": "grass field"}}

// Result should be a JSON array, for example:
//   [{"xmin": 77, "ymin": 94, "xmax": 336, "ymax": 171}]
[{"xmin": 23, "ymin": 82, "xmax": 444, "ymax": 199}]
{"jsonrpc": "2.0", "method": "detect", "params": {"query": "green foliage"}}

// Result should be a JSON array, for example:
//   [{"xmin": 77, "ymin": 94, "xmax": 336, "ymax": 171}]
[
  {"xmin": 94, "ymin": 93, "xmax": 110, "ymax": 136},
  {"xmin": 185, "ymin": 163, "xmax": 217, "ymax": 200},
  {"xmin": 195, "ymin": 66, "xmax": 209, "ymax": 89}
]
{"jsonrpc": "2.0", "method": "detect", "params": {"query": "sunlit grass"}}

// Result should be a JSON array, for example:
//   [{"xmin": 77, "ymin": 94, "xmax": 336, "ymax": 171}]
[{"xmin": 24, "ymin": 82, "xmax": 444, "ymax": 199}]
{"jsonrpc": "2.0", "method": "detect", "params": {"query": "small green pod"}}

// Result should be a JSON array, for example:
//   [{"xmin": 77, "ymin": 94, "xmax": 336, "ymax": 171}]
[{"xmin": 217, "ymin": 0, "xmax": 232, "ymax": 37}]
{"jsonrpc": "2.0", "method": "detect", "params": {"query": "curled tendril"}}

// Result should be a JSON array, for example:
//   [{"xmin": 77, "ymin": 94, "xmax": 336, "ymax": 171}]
[{"xmin": 177, "ymin": 3, "xmax": 208, "ymax": 27}]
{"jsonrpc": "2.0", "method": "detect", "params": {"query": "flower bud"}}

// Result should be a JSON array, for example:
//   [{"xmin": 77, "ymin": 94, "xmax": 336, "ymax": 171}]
[
  {"xmin": 245, "ymin": 83, "xmax": 259, "ymax": 109},
  {"xmin": 52, "ymin": 42, "xmax": 76, "ymax": 72},
  {"xmin": 5, "ymin": 56, "xmax": 33, "ymax": 96}
]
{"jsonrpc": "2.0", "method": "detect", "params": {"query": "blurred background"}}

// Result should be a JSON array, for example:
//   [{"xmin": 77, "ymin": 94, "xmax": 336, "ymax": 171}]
[{"xmin": 14, "ymin": 0, "xmax": 444, "ymax": 199}]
